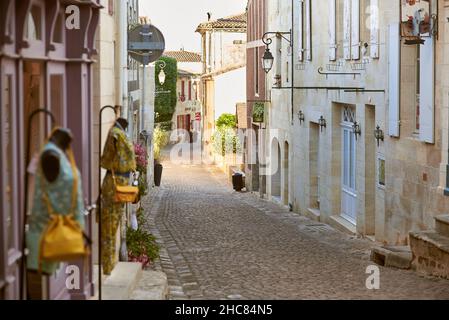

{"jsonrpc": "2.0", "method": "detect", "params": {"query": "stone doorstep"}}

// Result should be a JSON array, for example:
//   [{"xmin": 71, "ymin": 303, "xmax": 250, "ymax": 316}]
[
  {"xmin": 328, "ymin": 215, "xmax": 357, "ymax": 236},
  {"xmin": 435, "ymin": 215, "xmax": 449, "ymax": 237},
  {"xmin": 370, "ymin": 246, "xmax": 413, "ymax": 270},
  {"xmin": 103, "ymin": 262, "xmax": 143, "ymax": 300},
  {"xmin": 130, "ymin": 270, "xmax": 169, "ymax": 300},
  {"xmin": 409, "ymin": 231, "xmax": 449, "ymax": 279},
  {"xmin": 410, "ymin": 231, "xmax": 449, "ymax": 255},
  {"xmin": 304, "ymin": 208, "xmax": 321, "ymax": 222}
]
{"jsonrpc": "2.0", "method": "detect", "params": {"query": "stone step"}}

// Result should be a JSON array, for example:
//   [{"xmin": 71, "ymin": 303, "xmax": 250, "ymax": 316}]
[
  {"xmin": 130, "ymin": 270, "xmax": 169, "ymax": 300},
  {"xmin": 409, "ymin": 230, "xmax": 449, "ymax": 279},
  {"xmin": 435, "ymin": 215, "xmax": 449, "ymax": 237},
  {"xmin": 370, "ymin": 246, "xmax": 412, "ymax": 270},
  {"xmin": 103, "ymin": 262, "xmax": 143, "ymax": 300}
]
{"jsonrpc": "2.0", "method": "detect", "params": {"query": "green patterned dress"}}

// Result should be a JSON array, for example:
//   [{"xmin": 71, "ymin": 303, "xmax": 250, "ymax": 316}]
[{"xmin": 100, "ymin": 124, "xmax": 136, "ymax": 275}]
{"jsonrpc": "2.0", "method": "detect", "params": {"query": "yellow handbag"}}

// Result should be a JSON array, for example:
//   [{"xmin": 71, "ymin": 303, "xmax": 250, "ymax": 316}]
[
  {"xmin": 112, "ymin": 169, "xmax": 139, "ymax": 203},
  {"xmin": 39, "ymin": 147, "xmax": 87, "ymax": 266}
]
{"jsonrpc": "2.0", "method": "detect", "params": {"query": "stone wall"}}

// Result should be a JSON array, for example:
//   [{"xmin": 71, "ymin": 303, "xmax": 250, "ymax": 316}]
[{"xmin": 264, "ymin": 0, "xmax": 449, "ymax": 244}]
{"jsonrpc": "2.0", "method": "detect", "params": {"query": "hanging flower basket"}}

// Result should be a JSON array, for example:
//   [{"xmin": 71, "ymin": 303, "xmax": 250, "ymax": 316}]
[{"xmin": 252, "ymin": 102, "xmax": 265, "ymax": 123}]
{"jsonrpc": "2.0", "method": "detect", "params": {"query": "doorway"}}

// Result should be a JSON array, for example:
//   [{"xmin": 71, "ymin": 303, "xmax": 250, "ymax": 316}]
[
  {"xmin": 341, "ymin": 107, "xmax": 357, "ymax": 225},
  {"xmin": 283, "ymin": 142, "xmax": 289, "ymax": 206},
  {"xmin": 271, "ymin": 138, "xmax": 281, "ymax": 200}
]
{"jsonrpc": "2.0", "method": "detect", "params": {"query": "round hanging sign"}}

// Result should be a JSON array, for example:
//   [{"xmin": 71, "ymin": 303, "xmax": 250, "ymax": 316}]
[{"xmin": 128, "ymin": 24, "xmax": 166, "ymax": 65}]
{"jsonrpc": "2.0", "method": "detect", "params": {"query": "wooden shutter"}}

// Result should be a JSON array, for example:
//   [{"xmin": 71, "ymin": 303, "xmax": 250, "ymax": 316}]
[
  {"xmin": 329, "ymin": 0, "xmax": 337, "ymax": 61},
  {"xmin": 370, "ymin": 0, "xmax": 379, "ymax": 58},
  {"xmin": 343, "ymin": 0, "xmax": 351, "ymax": 60},
  {"xmin": 305, "ymin": 0, "xmax": 312, "ymax": 60},
  {"xmin": 351, "ymin": 0, "xmax": 360, "ymax": 60},
  {"xmin": 298, "ymin": 0, "xmax": 304, "ymax": 61},
  {"xmin": 419, "ymin": 38, "xmax": 435, "ymax": 143},
  {"xmin": 388, "ymin": 23, "xmax": 400, "ymax": 137},
  {"xmin": 188, "ymin": 81, "xmax": 192, "ymax": 100}
]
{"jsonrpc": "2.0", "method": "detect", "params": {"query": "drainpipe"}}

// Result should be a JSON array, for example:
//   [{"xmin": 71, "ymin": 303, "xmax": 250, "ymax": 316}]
[
  {"xmin": 291, "ymin": 0, "xmax": 294, "ymax": 125},
  {"xmin": 446, "ymin": 110, "xmax": 449, "ymax": 195},
  {"xmin": 119, "ymin": 1, "xmax": 129, "ymax": 122}
]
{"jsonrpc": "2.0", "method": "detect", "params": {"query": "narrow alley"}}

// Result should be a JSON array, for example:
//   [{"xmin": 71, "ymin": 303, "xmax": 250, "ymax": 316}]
[{"xmin": 143, "ymin": 158, "xmax": 449, "ymax": 300}]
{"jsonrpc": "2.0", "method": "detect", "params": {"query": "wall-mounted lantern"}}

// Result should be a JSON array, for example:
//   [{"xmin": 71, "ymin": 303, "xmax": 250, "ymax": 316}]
[
  {"xmin": 318, "ymin": 116, "xmax": 327, "ymax": 132},
  {"xmin": 374, "ymin": 125, "xmax": 384, "ymax": 147},
  {"xmin": 157, "ymin": 60, "xmax": 167, "ymax": 86},
  {"xmin": 298, "ymin": 110, "xmax": 305, "ymax": 125},
  {"xmin": 262, "ymin": 47, "xmax": 275, "ymax": 74},
  {"xmin": 353, "ymin": 122, "xmax": 362, "ymax": 140}
]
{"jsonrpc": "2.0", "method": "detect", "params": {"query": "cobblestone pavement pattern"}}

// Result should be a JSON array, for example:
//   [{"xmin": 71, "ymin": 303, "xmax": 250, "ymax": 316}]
[{"xmin": 142, "ymin": 160, "xmax": 449, "ymax": 300}]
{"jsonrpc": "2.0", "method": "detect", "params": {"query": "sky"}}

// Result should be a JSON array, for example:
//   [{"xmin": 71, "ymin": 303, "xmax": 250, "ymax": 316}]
[{"xmin": 140, "ymin": 0, "xmax": 247, "ymax": 53}]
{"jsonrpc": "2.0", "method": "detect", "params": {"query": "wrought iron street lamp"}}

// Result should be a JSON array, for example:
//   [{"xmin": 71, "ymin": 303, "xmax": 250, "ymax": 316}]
[
  {"xmin": 374, "ymin": 125, "xmax": 384, "ymax": 147},
  {"xmin": 261, "ymin": 31, "xmax": 292, "ymax": 74},
  {"xmin": 262, "ymin": 46, "xmax": 275, "ymax": 74},
  {"xmin": 262, "ymin": 29, "xmax": 294, "ymax": 123}
]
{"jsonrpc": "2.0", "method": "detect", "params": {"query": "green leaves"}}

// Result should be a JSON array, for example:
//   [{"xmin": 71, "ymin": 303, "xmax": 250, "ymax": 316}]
[
  {"xmin": 216, "ymin": 113, "xmax": 237, "ymax": 129},
  {"xmin": 155, "ymin": 56, "xmax": 178, "ymax": 119},
  {"xmin": 126, "ymin": 208, "xmax": 160, "ymax": 262}
]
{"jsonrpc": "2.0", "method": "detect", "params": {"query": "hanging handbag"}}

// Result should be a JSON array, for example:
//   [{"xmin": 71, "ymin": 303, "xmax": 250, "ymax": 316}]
[
  {"xmin": 39, "ymin": 147, "xmax": 87, "ymax": 266},
  {"xmin": 112, "ymin": 169, "xmax": 139, "ymax": 203}
]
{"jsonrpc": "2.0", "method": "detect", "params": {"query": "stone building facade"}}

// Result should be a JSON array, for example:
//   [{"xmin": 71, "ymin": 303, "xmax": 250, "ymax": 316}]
[
  {"xmin": 0, "ymin": 0, "xmax": 101, "ymax": 299},
  {"xmin": 258, "ymin": 0, "xmax": 449, "ymax": 266},
  {"xmin": 196, "ymin": 13, "xmax": 247, "ymax": 161},
  {"xmin": 246, "ymin": 0, "xmax": 268, "ymax": 192}
]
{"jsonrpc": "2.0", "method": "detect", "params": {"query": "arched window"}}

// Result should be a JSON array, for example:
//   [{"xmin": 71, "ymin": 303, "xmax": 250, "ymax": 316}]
[{"xmin": 24, "ymin": 5, "xmax": 43, "ymax": 41}]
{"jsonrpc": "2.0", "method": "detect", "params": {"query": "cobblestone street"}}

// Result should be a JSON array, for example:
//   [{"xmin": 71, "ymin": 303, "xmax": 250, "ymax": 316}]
[{"xmin": 142, "ymin": 160, "xmax": 449, "ymax": 300}]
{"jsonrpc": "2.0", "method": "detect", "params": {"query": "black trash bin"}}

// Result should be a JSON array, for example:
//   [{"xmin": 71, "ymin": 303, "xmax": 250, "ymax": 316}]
[
  {"xmin": 232, "ymin": 172, "xmax": 244, "ymax": 192},
  {"xmin": 154, "ymin": 162, "xmax": 163, "ymax": 187}
]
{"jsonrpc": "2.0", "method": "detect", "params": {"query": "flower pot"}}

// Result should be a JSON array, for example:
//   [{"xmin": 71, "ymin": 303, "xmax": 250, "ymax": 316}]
[{"xmin": 154, "ymin": 162, "xmax": 163, "ymax": 187}]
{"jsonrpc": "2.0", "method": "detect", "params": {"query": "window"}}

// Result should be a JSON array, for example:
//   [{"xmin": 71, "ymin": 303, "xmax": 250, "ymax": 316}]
[
  {"xmin": 181, "ymin": 81, "xmax": 185, "ymax": 99},
  {"xmin": 3, "ymin": 75, "xmax": 15, "ymax": 250},
  {"xmin": 25, "ymin": 5, "xmax": 43, "ymax": 41},
  {"xmin": 415, "ymin": 45, "xmax": 421, "ymax": 133},
  {"xmin": 53, "ymin": 13, "xmax": 64, "ymax": 44},
  {"xmin": 377, "ymin": 155, "xmax": 385, "ymax": 188},
  {"xmin": 255, "ymin": 49, "xmax": 259, "ymax": 95}
]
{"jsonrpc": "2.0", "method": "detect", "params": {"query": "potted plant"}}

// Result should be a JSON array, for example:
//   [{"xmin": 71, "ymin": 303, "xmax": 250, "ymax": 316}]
[
  {"xmin": 126, "ymin": 208, "xmax": 160, "ymax": 268},
  {"xmin": 153, "ymin": 127, "xmax": 169, "ymax": 187},
  {"xmin": 134, "ymin": 143, "xmax": 149, "ymax": 202},
  {"xmin": 252, "ymin": 102, "xmax": 265, "ymax": 123}
]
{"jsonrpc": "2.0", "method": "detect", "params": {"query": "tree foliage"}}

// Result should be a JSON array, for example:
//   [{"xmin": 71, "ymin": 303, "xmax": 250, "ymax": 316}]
[
  {"xmin": 216, "ymin": 113, "xmax": 237, "ymax": 129},
  {"xmin": 155, "ymin": 56, "xmax": 177, "ymax": 121}
]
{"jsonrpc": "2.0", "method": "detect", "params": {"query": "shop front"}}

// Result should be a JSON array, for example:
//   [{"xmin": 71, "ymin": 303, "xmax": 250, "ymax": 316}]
[{"xmin": 0, "ymin": 0, "xmax": 101, "ymax": 300}]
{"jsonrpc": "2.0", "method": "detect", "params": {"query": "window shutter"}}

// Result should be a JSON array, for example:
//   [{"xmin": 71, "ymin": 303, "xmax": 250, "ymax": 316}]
[
  {"xmin": 343, "ymin": 0, "xmax": 351, "ymax": 60},
  {"xmin": 305, "ymin": 0, "xmax": 312, "ymax": 61},
  {"xmin": 388, "ymin": 23, "xmax": 400, "ymax": 137},
  {"xmin": 419, "ymin": 38, "xmax": 435, "ymax": 143},
  {"xmin": 329, "ymin": 0, "xmax": 337, "ymax": 61},
  {"xmin": 370, "ymin": 0, "xmax": 379, "ymax": 58},
  {"xmin": 188, "ymin": 81, "xmax": 192, "ymax": 100},
  {"xmin": 351, "ymin": 0, "xmax": 360, "ymax": 60},
  {"xmin": 298, "ymin": 0, "xmax": 304, "ymax": 61}
]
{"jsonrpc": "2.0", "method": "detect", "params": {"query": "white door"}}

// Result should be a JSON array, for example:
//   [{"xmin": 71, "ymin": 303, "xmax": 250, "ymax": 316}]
[{"xmin": 341, "ymin": 108, "xmax": 357, "ymax": 225}]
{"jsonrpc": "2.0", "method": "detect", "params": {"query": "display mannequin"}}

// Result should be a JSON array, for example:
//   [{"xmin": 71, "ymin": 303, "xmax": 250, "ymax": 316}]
[
  {"xmin": 26, "ymin": 128, "xmax": 85, "ymax": 299},
  {"xmin": 100, "ymin": 118, "xmax": 136, "ymax": 275},
  {"xmin": 41, "ymin": 129, "xmax": 73, "ymax": 182}
]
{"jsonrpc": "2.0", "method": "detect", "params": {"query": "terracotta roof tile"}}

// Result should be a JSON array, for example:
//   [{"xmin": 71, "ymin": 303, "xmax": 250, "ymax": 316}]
[
  {"xmin": 196, "ymin": 12, "xmax": 247, "ymax": 33},
  {"xmin": 163, "ymin": 50, "xmax": 202, "ymax": 62}
]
